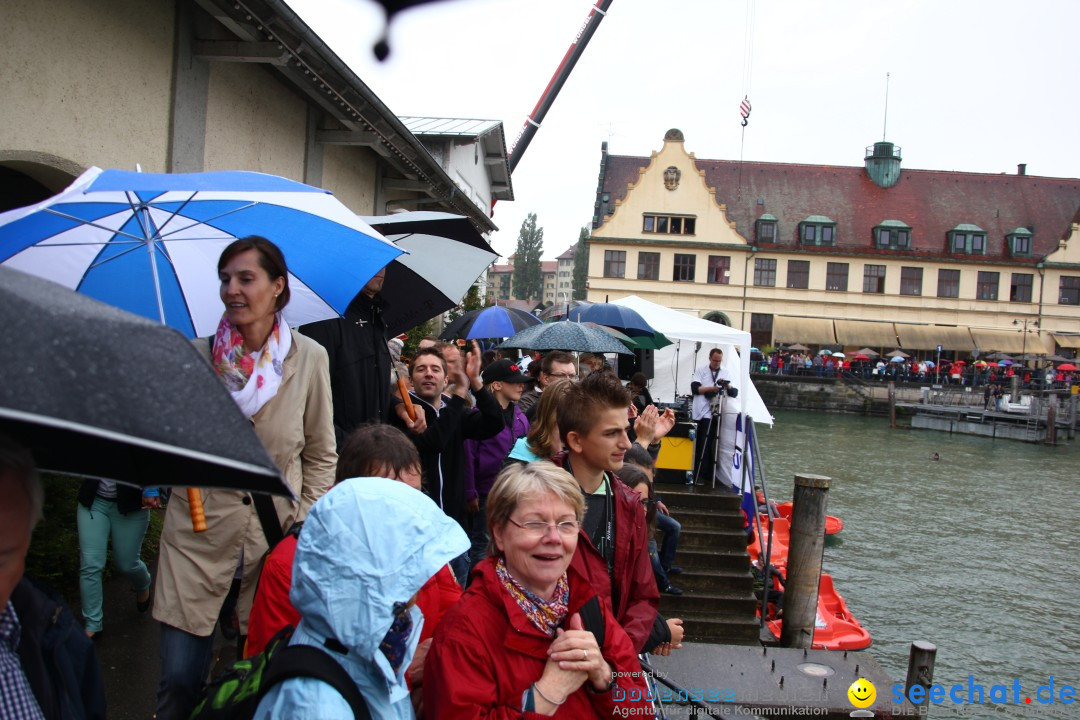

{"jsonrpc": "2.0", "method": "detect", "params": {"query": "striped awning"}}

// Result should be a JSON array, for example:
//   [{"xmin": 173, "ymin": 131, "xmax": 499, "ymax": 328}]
[
  {"xmin": 1053, "ymin": 333, "xmax": 1080, "ymax": 349},
  {"xmin": 970, "ymin": 328, "xmax": 1031, "ymax": 355},
  {"xmin": 896, "ymin": 324, "xmax": 975, "ymax": 353},
  {"xmin": 833, "ymin": 320, "xmax": 898, "ymax": 348},
  {"xmin": 772, "ymin": 316, "xmax": 835, "ymax": 345}
]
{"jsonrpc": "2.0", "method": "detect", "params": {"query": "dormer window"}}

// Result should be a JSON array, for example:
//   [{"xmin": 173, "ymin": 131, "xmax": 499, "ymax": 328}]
[
  {"xmin": 798, "ymin": 216, "xmax": 836, "ymax": 246},
  {"xmin": 756, "ymin": 214, "xmax": 777, "ymax": 243},
  {"xmin": 1007, "ymin": 228, "xmax": 1033, "ymax": 257},
  {"xmin": 949, "ymin": 224, "xmax": 987, "ymax": 255},
  {"xmin": 874, "ymin": 220, "xmax": 912, "ymax": 250}
]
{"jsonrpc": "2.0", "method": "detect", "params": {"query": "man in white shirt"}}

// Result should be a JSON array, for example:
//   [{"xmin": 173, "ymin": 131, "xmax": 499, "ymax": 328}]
[{"xmin": 690, "ymin": 348, "xmax": 737, "ymax": 486}]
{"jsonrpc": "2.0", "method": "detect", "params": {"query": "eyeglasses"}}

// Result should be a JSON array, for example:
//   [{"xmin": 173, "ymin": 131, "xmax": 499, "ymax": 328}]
[{"xmin": 508, "ymin": 517, "xmax": 581, "ymax": 536}]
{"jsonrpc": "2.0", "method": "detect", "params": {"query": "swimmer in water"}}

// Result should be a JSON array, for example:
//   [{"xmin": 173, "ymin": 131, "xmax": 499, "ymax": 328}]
[{"xmin": 931, "ymin": 452, "xmax": 940, "ymax": 461}]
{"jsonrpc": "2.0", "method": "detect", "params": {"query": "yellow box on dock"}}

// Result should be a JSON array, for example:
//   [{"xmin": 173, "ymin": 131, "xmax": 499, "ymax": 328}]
[{"xmin": 656, "ymin": 431, "xmax": 695, "ymax": 471}]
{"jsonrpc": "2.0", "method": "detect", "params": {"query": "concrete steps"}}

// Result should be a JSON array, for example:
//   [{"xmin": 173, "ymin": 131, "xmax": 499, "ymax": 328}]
[{"xmin": 655, "ymin": 483, "xmax": 759, "ymax": 646}]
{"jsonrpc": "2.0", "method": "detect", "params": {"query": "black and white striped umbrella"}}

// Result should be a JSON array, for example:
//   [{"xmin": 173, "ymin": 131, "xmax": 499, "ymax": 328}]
[{"xmin": 362, "ymin": 211, "xmax": 497, "ymax": 336}]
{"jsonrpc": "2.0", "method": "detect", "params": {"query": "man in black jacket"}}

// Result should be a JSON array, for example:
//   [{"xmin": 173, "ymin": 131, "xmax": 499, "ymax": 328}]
[
  {"xmin": 391, "ymin": 344, "xmax": 503, "ymax": 586},
  {"xmin": 300, "ymin": 268, "xmax": 394, "ymax": 447}
]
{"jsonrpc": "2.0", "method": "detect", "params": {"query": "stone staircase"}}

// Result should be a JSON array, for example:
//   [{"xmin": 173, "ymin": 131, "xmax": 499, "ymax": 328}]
[{"xmin": 655, "ymin": 484, "xmax": 760, "ymax": 645}]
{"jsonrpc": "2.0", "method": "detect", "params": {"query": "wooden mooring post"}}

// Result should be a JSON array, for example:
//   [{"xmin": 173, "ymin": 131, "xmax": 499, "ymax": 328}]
[
  {"xmin": 904, "ymin": 640, "xmax": 938, "ymax": 717},
  {"xmin": 779, "ymin": 473, "xmax": 830, "ymax": 649},
  {"xmin": 889, "ymin": 381, "xmax": 897, "ymax": 428},
  {"xmin": 1046, "ymin": 398, "xmax": 1057, "ymax": 445}
]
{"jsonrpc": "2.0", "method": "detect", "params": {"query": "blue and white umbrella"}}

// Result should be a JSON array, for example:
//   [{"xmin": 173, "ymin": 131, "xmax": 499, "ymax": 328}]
[{"xmin": 0, "ymin": 166, "xmax": 401, "ymax": 338}]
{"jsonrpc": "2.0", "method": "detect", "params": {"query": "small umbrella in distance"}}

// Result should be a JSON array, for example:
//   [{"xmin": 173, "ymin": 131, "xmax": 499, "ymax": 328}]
[
  {"xmin": 567, "ymin": 302, "xmax": 661, "ymax": 338},
  {"xmin": 498, "ymin": 321, "xmax": 632, "ymax": 354},
  {"xmin": 1058, "ymin": 363, "xmax": 1077, "ymax": 372},
  {"xmin": 440, "ymin": 305, "xmax": 540, "ymax": 340}
]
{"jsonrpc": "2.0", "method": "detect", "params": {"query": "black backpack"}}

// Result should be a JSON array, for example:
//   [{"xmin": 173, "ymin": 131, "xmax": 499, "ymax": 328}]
[{"xmin": 189, "ymin": 625, "xmax": 371, "ymax": 720}]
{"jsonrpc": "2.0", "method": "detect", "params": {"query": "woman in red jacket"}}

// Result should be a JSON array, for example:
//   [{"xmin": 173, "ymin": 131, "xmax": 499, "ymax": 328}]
[{"xmin": 424, "ymin": 461, "xmax": 652, "ymax": 718}]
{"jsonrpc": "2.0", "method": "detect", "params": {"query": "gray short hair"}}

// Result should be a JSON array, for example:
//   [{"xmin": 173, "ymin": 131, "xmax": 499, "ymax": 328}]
[
  {"xmin": 486, "ymin": 461, "xmax": 584, "ymax": 557},
  {"xmin": 0, "ymin": 433, "xmax": 44, "ymax": 533}
]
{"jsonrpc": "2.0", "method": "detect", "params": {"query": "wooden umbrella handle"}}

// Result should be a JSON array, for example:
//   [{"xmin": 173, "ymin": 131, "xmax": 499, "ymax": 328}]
[
  {"xmin": 187, "ymin": 488, "xmax": 207, "ymax": 532},
  {"xmin": 397, "ymin": 377, "xmax": 417, "ymax": 421}
]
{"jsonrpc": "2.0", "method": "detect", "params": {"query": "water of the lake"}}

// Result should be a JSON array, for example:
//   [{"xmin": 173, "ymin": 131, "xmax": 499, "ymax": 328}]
[{"xmin": 753, "ymin": 410, "xmax": 1077, "ymax": 718}]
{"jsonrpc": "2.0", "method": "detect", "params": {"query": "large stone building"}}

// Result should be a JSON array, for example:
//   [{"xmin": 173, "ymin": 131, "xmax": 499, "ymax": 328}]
[
  {"xmin": 1, "ymin": 0, "xmax": 509, "ymax": 244},
  {"xmin": 586, "ymin": 129, "xmax": 1080, "ymax": 358}
]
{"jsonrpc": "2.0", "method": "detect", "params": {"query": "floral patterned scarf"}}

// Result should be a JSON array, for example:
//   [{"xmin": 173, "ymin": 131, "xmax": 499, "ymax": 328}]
[
  {"xmin": 495, "ymin": 557, "xmax": 569, "ymax": 637},
  {"xmin": 211, "ymin": 312, "xmax": 291, "ymax": 418}
]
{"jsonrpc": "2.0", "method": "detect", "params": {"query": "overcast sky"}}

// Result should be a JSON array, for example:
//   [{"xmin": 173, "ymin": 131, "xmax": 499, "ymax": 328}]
[{"xmin": 287, "ymin": 0, "xmax": 1079, "ymax": 261}]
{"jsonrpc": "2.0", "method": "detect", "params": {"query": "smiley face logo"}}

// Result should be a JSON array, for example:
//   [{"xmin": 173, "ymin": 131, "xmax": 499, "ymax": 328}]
[{"xmin": 847, "ymin": 678, "xmax": 876, "ymax": 708}]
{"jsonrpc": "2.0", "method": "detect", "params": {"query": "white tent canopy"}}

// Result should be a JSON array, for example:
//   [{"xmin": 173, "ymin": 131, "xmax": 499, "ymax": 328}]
[{"xmin": 611, "ymin": 296, "xmax": 773, "ymax": 425}]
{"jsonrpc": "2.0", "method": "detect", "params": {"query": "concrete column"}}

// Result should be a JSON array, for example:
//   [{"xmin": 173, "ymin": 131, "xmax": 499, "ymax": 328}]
[{"xmin": 168, "ymin": 2, "xmax": 209, "ymax": 173}]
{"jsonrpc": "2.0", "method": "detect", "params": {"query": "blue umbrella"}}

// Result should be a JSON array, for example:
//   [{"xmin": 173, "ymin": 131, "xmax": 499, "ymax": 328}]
[
  {"xmin": 567, "ymin": 302, "xmax": 657, "ymax": 336},
  {"xmin": 498, "ymin": 321, "xmax": 632, "ymax": 354},
  {"xmin": 891, "ymin": 356, "xmax": 906, "ymax": 362},
  {"xmin": 440, "ymin": 306, "xmax": 540, "ymax": 340},
  {"xmin": 0, "ymin": 166, "xmax": 401, "ymax": 338}
]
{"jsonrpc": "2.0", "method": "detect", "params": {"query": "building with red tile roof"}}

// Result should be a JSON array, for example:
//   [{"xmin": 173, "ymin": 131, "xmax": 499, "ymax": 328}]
[{"xmin": 586, "ymin": 129, "xmax": 1080, "ymax": 356}]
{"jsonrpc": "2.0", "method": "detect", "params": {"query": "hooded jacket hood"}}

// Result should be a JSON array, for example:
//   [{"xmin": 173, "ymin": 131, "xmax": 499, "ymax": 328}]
[{"xmin": 289, "ymin": 477, "xmax": 468, "ymax": 676}]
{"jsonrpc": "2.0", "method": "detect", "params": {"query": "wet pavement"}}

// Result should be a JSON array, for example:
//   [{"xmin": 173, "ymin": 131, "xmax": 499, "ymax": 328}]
[{"xmin": 94, "ymin": 572, "xmax": 236, "ymax": 719}]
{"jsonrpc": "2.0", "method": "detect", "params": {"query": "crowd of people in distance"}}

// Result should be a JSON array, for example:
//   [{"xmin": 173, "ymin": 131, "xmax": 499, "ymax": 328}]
[
  {"xmin": 754, "ymin": 348, "xmax": 1076, "ymax": 391},
  {"xmin": 3, "ymin": 235, "xmax": 705, "ymax": 720}
]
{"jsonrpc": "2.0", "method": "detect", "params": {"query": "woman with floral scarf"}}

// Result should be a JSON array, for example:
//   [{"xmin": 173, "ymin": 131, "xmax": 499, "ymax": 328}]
[{"xmin": 152, "ymin": 236, "xmax": 337, "ymax": 720}]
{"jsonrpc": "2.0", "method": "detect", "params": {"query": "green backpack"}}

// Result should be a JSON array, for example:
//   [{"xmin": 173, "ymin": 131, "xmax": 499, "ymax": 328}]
[{"xmin": 189, "ymin": 625, "xmax": 371, "ymax": 720}]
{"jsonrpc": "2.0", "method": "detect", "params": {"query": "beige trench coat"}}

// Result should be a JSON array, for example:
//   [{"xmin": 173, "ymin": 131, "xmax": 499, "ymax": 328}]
[{"xmin": 152, "ymin": 331, "xmax": 337, "ymax": 636}]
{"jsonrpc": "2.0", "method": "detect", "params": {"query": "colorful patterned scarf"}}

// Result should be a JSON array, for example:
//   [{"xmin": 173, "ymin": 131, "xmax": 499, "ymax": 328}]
[
  {"xmin": 211, "ymin": 312, "xmax": 291, "ymax": 418},
  {"xmin": 378, "ymin": 602, "xmax": 414, "ymax": 674},
  {"xmin": 495, "ymin": 557, "xmax": 569, "ymax": 637}
]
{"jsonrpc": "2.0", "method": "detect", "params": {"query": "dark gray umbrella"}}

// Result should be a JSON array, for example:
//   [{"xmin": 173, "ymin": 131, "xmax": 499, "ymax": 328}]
[
  {"xmin": 498, "ymin": 321, "xmax": 632, "ymax": 354},
  {"xmin": 0, "ymin": 266, "xmax": 289, "ymax": 495}
]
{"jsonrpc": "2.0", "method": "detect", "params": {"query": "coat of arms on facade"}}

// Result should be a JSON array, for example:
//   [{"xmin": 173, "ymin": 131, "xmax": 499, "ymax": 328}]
[{"xmin": 664, "ymin": 166, "xmax": 681, "ymax": 191}]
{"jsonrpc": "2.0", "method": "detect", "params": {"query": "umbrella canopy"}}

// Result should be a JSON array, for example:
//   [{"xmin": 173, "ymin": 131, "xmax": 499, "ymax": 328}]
[
  {"xmin": 440, "ymin": 305, "xmax": 540, "ymax": 340},
  {"xmin": 0, "ymin": 267, "xmax": 288, "ymax": 494},
  {"xmin": 567, "ymin": 302, "xmax": 657, "ymax": 336},
  {"xmin": 986, "ymin": 352, "xmax": 1014, "ymax": 361},
  {"xmin": 1058, "ymin": 363, "xmax": 1077, "ymax": 371},
  {"xmin": 924, "ymin": 360, "xmax": 936, "ymax": 368},
  {"xmin": 891, "ymin": 356, "xmax": 906, "ymax": 363},
  {"xmin": 538, "ymin": 299, "xmax": 588, "ymax": 321},
  {"xmin": 974, "ymin": 360, "xmax": 988, "ymax": 367},
  {"xmin": 0, "ymin": 167, "xmax": 401, "ymax": 338},
  {"xmin": 363, "ymin": 211, "xmax": 497, "ymax": 336},
  {"xmin": 887, "ymin": 349, "xmax": 910, "ymax": 358},
  {"xmin": 998, "ymin": 358, "xmax": 1014, "ymax": 366},
  {"xmin": 855, "ymin": 348, "xmax": 880, "ymax": 357},
  {"xmin": 818, "ymin": 349, "xmax": 832, "ymax": 356},
  {"xmin": 498, "ymin": 321, "xmax": 632, "ymax": 354},
  {"xmin": 853, "ymin": 354, "xmax": 871, "ymax": 361},
  {"xmin": 784, "ymin": 343, "xmax": 811, "ymax": 352},
  {"xmin": 831, "ymin": 352, "xmax": 846, "ymax": 359},
  {"xmin": 1045, "ymin": 354, "xmax": 1071, "ymax": 362}
]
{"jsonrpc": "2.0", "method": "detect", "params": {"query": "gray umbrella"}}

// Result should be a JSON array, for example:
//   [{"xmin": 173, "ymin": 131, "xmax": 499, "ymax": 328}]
[
  {"xmin": 0, "ymin": 266, "xmax": 289, "ymax": 495},
  {"xmin": 498, "ymin": 321, "xmax": 632, "ymax": 354}
]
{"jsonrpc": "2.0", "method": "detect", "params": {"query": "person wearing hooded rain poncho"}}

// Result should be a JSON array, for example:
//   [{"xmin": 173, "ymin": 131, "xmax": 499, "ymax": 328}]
[{"xmin": 254, "ymin": 476, "xmax": 469, "ymax": 719}]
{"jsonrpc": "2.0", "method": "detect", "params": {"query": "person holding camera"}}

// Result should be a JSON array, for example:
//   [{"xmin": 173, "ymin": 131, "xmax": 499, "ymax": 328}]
[{"xmin": 691, "ymin": 348, "xmax": 737, "ymax": 486}]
